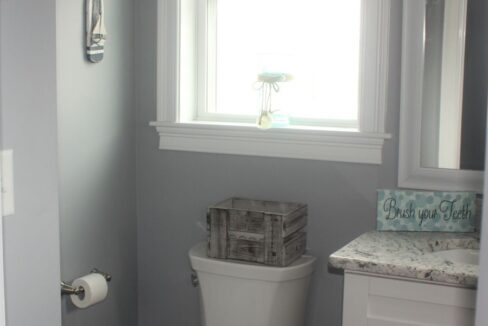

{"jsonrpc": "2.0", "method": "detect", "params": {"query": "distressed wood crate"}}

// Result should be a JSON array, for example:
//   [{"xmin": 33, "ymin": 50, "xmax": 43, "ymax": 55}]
[{"xmin": 207, "ymin": 198, "xmax": 307, "ymax": 266}]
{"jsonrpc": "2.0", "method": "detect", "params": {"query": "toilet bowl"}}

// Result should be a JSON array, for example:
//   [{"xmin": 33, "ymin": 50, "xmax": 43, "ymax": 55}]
[{"xmin": 189, "ymin": 242, "xmax": 316, "ymax": 326}]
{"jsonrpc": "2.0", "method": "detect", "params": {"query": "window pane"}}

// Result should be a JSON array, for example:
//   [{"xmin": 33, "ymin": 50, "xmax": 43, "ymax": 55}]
[{"xmin": 214, "ymin": 0, "xmax": 362, "ymax": 121}]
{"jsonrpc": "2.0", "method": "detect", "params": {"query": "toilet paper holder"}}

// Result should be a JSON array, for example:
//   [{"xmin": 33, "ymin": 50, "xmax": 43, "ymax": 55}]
[{"xmin": 61, "ymin": 269, "xmax": 112, "ymax": 296}]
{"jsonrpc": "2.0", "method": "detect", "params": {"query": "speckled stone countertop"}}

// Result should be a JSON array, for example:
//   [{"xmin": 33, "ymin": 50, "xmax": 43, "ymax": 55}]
[{"xmin": 329, "ymin": 231, "xmax": 480, "ymax": 288}]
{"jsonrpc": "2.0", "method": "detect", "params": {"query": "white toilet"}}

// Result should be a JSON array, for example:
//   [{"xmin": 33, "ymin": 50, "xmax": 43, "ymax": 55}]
[{"xmin": 189, "ymin": 242, "xmax": 316, "ymax": 326}]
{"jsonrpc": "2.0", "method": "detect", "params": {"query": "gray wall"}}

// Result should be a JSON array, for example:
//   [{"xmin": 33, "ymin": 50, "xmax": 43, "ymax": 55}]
[
  {"xmin": 0, "ymin": 1, "xmax": 62, "ymax": 325},
  {"xmin": 135, "ymin": 1, "xmax": 402, "ymax": 326},
  {"xmin": 56, "ymin": 0, "xmax": 137, "ymax": 325},
  {"xmin": 460, "ymin": 0, "xmax": 488, "ymax": 171}
]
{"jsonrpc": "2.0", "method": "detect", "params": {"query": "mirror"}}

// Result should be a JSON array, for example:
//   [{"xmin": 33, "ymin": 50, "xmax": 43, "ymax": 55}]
[
  {"xmin": 399, "ymin": 0, "xmax": 486, "ymax": 192},
  {"xmin": 420, "ymin": 0, "xmax": 487, "ymax": 171}
]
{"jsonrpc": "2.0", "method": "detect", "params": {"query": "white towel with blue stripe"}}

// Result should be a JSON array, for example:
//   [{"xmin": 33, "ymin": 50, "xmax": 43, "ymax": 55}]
[{"xmin": 86, "ymin": 0, "xmax": 107, "ymax": 63}]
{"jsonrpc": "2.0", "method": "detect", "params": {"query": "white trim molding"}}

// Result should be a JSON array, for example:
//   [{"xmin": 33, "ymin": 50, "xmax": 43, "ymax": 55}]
[
  {"xmin": 153, "ymin": 0, "xmax": 393, "ymax": 164},
  {"xmin": 398, "ymin": 1, "xmax": 483, "ymax": 192},
  {"xmin": 359, "ymin": 0, "xmax": 391, "ymax": 133},
  {"xmin": 150, "ymin": 121, "xmax": 391, "ymax": 164}
]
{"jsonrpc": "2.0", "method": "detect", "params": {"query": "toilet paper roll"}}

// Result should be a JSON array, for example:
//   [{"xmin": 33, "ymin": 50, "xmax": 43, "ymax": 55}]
[{"xmin": 70, "ymin": 273, "xmax": 108, "ymax": 309}]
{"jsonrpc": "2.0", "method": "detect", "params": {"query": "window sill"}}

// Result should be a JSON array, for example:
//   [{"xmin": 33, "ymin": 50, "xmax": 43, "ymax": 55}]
[{"xmin": 150, "ymin": 121, "xmax": 391, "ymax": 164}]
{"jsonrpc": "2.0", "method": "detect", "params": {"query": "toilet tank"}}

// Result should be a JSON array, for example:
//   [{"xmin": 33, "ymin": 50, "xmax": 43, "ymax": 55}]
[{"xmin": 189, "ymin": 242, "xmax": 316, "ymax": 326}]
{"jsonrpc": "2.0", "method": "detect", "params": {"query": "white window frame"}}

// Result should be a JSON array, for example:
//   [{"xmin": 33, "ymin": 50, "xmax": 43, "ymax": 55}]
[
  {"xmin": 195, "ymin": 0, "xmax": 361, "ymax": 130},
  {"xmin": 151, "ymin": 0, "xmax": 392, "ymax": 164}
]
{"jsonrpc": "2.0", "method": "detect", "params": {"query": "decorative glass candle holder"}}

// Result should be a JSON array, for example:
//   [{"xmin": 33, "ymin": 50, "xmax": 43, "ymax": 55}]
[{"xmin": 256, "ymin": 72, "xmax": 293, "ymax": 129}]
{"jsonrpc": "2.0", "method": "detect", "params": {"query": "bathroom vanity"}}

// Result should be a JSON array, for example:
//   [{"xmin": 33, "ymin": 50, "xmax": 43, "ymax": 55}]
[{"xmin": 329, "ymin": 231, "xmax": 479, "ymax": 326}]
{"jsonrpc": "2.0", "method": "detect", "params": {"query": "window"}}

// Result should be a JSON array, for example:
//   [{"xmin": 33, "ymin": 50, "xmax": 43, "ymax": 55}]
[
  {"xmin": 152, "ymin": 0, "xmax": 392, "ymax": 164},
  {"xmin": 198, "ymin": 0, "xmax": 361, "ymax": 129}
]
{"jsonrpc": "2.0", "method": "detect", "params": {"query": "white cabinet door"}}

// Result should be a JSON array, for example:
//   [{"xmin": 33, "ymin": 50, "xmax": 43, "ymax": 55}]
[{"xmin": 343, "ymin": 272, "xmax": 476, "ymax": 326}]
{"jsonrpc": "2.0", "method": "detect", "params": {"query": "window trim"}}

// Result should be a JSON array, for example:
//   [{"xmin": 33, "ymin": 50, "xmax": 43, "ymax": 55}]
[
  {"xmin": 153, "ymin": 0, "xmax": 392, "ymax": 164},
  {"xmin": 195, "ymin": 112, "xmax": 359, "ymax": 130}
]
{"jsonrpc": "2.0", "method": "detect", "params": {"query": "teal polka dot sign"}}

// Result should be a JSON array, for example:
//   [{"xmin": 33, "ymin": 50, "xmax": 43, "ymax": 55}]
[{"xmin": 377, "ymin": 189, "xmax": 476, "ymax": 232}]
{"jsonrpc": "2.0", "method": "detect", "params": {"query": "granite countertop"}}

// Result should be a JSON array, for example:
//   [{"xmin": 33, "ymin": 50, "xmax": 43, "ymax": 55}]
[{"xmin": 329, "ymin": 231, "xmax": 480, "ymax": 288}]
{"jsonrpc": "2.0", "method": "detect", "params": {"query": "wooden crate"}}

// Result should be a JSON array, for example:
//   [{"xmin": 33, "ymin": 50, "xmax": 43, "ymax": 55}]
[{"xmin": 207, "ymin": 198, "xmax": 307, "ymax": 266}]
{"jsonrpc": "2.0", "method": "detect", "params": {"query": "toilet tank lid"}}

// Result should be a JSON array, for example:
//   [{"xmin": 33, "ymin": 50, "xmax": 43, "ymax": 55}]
[{"xmin": 188, "ymin": 242, "xmax": 316, "ymax": 282}]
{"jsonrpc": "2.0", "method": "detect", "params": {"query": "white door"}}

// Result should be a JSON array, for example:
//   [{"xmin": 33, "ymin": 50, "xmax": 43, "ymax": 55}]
[
  {"xmin": 475, "ymin": 104, "xmax": 488, "ymax": 325},
  {"xmin": 0, "ymin": 5, "xmax": 7, "ymax": 324},
  {"xmin": 0, "ymin": 165, "xmax": 6, "ymax": 325}
]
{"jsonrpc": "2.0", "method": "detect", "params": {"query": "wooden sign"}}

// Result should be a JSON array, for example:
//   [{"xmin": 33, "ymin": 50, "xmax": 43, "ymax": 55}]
[{"xmin": 377, "ymin": 190, "xmax": 476, "ymax": 232}]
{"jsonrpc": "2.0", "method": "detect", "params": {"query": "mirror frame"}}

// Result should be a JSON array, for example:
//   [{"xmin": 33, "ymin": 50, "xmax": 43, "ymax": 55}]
[{"xmin": 398, "ymin": 0, "xmax": 484, "ymax": 193}]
